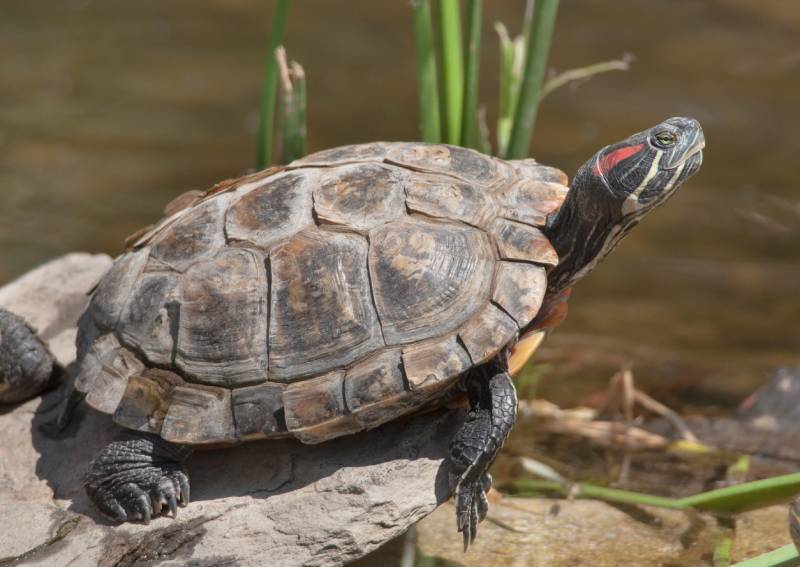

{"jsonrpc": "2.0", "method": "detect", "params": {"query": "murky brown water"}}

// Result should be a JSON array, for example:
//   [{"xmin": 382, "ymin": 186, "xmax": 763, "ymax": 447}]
[{"xmin": 2, "ymin": 0, "xmax": 799, "ymax": 564}]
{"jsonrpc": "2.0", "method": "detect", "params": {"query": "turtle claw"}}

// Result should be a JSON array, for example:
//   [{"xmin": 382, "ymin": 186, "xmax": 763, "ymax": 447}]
[
  {"xmin": 455, "ymin": 473, "xmax": 492, "ymax": 550},
  {"xmin": 85, "ymin": 437, "xmax": 192, "ymax": 524}
]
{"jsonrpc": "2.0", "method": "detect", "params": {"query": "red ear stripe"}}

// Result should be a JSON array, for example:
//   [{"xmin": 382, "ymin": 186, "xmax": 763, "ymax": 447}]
[{"xmin": 593, "ymin": 143, "xmax": 644, "ymax": 176}]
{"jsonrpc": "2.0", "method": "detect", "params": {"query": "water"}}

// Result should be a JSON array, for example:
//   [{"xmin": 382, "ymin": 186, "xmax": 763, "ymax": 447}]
[{"xmin": 2, "ymin": 0, "xmax": 799, "ymax": 563}]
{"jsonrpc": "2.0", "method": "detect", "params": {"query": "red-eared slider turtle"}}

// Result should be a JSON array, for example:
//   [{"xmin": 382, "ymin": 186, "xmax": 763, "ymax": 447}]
[{"xmin": 0, "ymin": 117, "xmax": 704, "ymax": 546}]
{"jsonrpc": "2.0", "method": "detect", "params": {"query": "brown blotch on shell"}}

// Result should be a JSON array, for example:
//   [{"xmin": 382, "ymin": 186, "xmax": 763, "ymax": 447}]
[{"xmin": 162, "ymin": 190, "xmax": 205, "ymax": 217}]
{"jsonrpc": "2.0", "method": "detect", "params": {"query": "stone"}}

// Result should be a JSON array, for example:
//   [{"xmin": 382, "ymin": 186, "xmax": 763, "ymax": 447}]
[
  {"xmin": 0, "ymin": 253, "xmax": 458, "ymax": 567},
  {"xmin": 0, "ymin": 385, "xmax": 457, "ymax": 567}
]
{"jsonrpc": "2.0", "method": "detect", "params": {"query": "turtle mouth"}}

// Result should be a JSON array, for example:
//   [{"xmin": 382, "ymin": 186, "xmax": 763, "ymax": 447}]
[{"xmin": 665, "ymin": 138, "xmax": 705, "ymax": 170}]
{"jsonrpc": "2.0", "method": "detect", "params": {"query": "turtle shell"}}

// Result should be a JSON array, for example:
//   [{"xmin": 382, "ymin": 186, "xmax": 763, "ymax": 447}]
[{"xmin": 74, "ymin": 143, "xmax": 568, "ymax": 445}]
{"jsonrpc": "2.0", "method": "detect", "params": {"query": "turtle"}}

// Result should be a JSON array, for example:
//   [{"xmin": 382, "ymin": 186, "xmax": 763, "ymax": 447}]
[{"xmin": 0, "ymin": 116, "xmax": 704, "ymax": 547}]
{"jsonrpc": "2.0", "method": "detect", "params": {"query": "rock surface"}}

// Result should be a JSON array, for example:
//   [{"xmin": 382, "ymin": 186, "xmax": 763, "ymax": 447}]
[{"xmin": 0, "ymin": 254, "xmax": 458, "ymax": 566}]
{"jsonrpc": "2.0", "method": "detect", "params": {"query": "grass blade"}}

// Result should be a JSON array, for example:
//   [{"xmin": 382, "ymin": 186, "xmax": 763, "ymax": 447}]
[
  {"xmin": 730, "ymin": 544, "xmax": 800, "ymax": 567},
  {"xmin": 506, "ymin": 0, "xmax": 560, "ymax": 159},
  {"xmin": 714, "ymin": 533, "xmax": 734, "ymax": 567},
  {"xmin": 256, "ymin": 0, "xmax": 290, "ymax": 169},
  {"xmin": 540, "ymin": 57, "xmax": 632, "ymax": 100},
  {"xmin": 460, "ymin": 0, "xmax": 482, "ymax": 149},
  {"xmin": 677, "ymin": 473, "xmax": 800, "ymax": 513},
  {"xmin": 512, "ymin": 473, "xmax": 800, "ymax": 514},
  {"xmin": 495, "ymin": 23, "xmax": 523, "ymax": 158},
  {"xmin": 412, "ymin": 0, "xmax": 441, "ymax": 143},
  {"xmin": 436, "ymin": 0, "xmax": 464, "ymax": 145},
  {"xmin": 276, "ymin": 47, "xmax": 306, "ymax": 164},
  {"xmin": 476, "ymin": 105, "xmax": 492, "ymax": 154}
]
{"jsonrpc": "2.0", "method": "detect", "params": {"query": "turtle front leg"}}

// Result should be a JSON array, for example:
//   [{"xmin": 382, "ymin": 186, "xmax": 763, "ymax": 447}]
[
  {"xmin": 85, "ymin": 435, "xmax": 193, "ymax": 524},
  {"xmin": 449, "ymin": 355, "xmax": 517, "ymax": 549}
]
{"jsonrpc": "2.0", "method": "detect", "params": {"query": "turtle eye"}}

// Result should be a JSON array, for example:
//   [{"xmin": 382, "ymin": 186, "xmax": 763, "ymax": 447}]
[{"xmin": 653, "ymin": 131, "xmax": 677, "ymax": 148}]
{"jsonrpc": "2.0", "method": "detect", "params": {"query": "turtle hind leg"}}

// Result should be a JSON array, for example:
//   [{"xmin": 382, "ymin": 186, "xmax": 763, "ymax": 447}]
[
  {"xmin": 85, "ymin": 435, "xmax": 193, "ymax": 524},
  {"xmin": 448, "ymin": 356, "xmax": 517, "ymax": 550},
  {"xmin": 0, "ymin": 308, "xmax": 59, "ymax": 404}
]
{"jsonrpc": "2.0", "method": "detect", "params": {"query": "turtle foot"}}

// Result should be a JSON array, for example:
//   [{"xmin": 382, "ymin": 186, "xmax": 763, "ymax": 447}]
[
  {"xmin": 0, "ymin": 308, "xmax": 58, "ymax": 404},
  {"xmin": 449, "ymin": 357, "xmax": 517, "ymax": 549},
  {"xmin": 85, "ymin": 436, "xmax": 192, "ymax": 524},
  {"xmin": 454, "ymin": 473, "xmax": 492, "ymax": 549}
]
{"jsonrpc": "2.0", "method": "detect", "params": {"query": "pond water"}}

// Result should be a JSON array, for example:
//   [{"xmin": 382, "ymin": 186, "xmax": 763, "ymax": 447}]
[{"xmin": 2, "ymin": 0, "xmax": 799, "ymax": 563}]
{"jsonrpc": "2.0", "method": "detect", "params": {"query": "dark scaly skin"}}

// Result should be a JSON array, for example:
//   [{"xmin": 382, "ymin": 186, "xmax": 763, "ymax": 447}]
[
  {"xmin": 448, "ymin": 355, "xmax": 517, "ymax": 549},
  {"xmin": 0, "ymin": 308, "xmax": 58, "ymax": 404},
  {"xmin": 85, "ymin": 435, "xmax": 193, "ymax": 523}
]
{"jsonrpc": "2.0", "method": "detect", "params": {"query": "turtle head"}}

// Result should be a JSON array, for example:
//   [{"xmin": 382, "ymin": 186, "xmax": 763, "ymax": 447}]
[
  {"xmin": 592, "ymin": 116, "xmax": 704, "ymax": 213},
  {"xmin": 546, "ymin": 117, "xmax": 704, "ymax": 293}
]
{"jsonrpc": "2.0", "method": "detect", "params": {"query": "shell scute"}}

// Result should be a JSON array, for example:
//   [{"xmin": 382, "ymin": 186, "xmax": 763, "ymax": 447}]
[
  {"xmin": 492, "ymin": 262, "xmax": 547, "ymax": 327},
  {"xmin": 232, "ymin": 383, "xmax": 287, "ymax": 440},
  {"xmin": 458, "ymin": 303, "xmax": 518, "ymax": 365},
  {"xmin": 368, "ymin": 218, "xmax": 494, "ymax": 345},
  {"xmin": 269, "ymin": 229, "xmax": 383, "ymax": 381},
  {"xmin": 344, "ymin": 349, "xmax": 414, "ymax": 429},
  {"xmin": 89, "ymin": 248, "xmax": 149, "ymax": 331},
  {"xmin": 85, "ymin": 342, "xmax": 145, "ymax": 415},
  {"xmin": 149, "ymin": 195, "xmax": 229, "ymax": 272},
  {"xmin": 160, "ymin": 384, "xmax": 235, "ymax": 444},
  {"xmin": 386, "ymin": 143, "xmax": 499, "ymax": 186},
  {"xmin": 401, "ymin": 334, "xmax": 472, "ymax": 397},
  {"xmin": 113, "ymin": 368, "xmax": 184, "ymax": 434},
  {"xmin": 283, "ymin": 370, "xmax": 361, "ymax": 444},
  {"xmin": 117, "ymin": 271, "xmax": 179, "ymax": 367},
  {"xmin": 225, "ymin": 170, "xmax": 314, "ymax": 250},
  {"xmin": 176, "ymin": 248, "xmax": 269, "ymax": 387},
  {"xmin": 405, "ymin": 174, "xmax": 498, "ymax": 228},
  {"xmin": 312, "ymin": 163, "xmax": 407, "ymax": 231},
  {"xmin": 290, "ymin": 142, "xmax": 390, "ymax": 167},
  {"xmin": 491, "ymin": 217, "xmax": 559, "ymax": 266}
]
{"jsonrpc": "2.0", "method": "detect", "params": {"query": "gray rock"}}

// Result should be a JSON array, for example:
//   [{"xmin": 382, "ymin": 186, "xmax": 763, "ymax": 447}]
[{"xmin": 0, "ymin": 254, "xmax": 456, "ymax": 567}]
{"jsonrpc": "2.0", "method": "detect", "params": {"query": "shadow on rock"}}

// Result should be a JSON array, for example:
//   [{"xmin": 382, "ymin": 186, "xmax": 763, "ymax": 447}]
[{"xmin": 29, "ymin": 383, "xmax": 460, "ymax": 527}]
